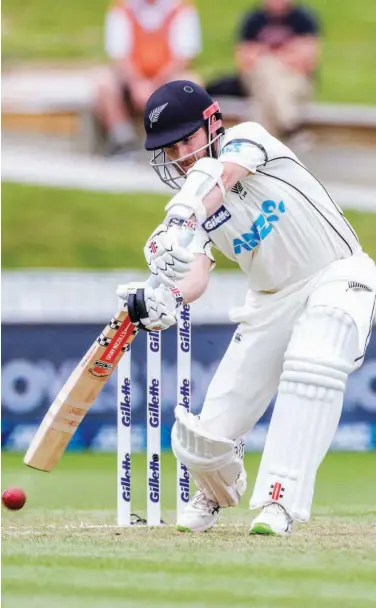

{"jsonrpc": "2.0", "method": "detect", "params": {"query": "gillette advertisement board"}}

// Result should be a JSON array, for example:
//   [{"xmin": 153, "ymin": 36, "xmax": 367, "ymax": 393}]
[{"xmin": 2, "ymin": 323, "xmax": 376, "ymax": 452}]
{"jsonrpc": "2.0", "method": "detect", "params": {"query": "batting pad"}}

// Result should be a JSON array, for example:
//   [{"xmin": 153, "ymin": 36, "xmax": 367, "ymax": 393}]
[
  {"xmin": 250, "ymin": 306, "xmax": 358, "ymax": 521},
  {"xmin": 171, "ymin": 406, "xmax": 247, "ymax": 507}
]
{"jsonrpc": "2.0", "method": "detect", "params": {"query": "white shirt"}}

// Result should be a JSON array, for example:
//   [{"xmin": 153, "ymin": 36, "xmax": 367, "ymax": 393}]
[
  {"xmin": 190, "ymin": 122, "xmax": 361, "ymax": 293},
  {"xmin": 105, "ymin": 1, "xmax": 202, "ymax": 60}
]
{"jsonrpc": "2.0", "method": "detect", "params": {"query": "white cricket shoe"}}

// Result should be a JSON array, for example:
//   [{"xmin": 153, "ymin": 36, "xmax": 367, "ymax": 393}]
[
  {"xmin": 249, "ymin": 502, "xmax": 293, "ymax": 536},
  {"xmin": 176, "ymin": 491, "xmax": 220, "ymax": 533}
]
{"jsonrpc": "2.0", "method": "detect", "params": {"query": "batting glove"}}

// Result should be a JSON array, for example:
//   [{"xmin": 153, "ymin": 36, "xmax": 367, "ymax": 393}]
[
  {"xmin": 144, "ymin": 224, "xmax": 195, "ymax": 288},
  {"xmin": 117, "ymin": 282, "xmax": 184, "ymax": 331}
]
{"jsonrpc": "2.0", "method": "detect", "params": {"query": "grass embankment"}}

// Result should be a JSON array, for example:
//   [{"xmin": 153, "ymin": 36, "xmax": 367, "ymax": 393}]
[{"xmin": 2, "ymin": 183, "xmax": 375, "ymax": 269}]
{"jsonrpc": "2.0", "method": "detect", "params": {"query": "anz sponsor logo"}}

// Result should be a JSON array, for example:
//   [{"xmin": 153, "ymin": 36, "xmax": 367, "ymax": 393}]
[
  {"xmin": 179, "ymin": 463, "xmax": 190, "ymax": 504},
  {"xmin": 149, "ymin": 331, "xmax": 160, "ymax": 353},
  {"xmin": 203, "ymin": 205, "xmax": 231, "ymax": 232},
  {"xmin": 148, "ymin": 378, "xmax": 160, "ymax": 428},
  {"xmin": 179, "ymin": 305, "xmax": 191, "ymax": 353},
  {"xmin": 121, "ymin": 452, "xmax": 131, "ymax": 502},
  {"xmin": 120, "ymin": 377, "xmax": 131, "ymax": 427},
  {"xmin": 233, "ymin": 199, "xmax": 286, "ymax": 255},
  {"xmin": 179, "ymin": 378, "xmax": 190, "ymax": 411},
  {"xmin": 222, "ymin": 139, "xmax": 254, "ymax": 155},
  {"xmin": 148, "ymin": 454, "xmax": 160, "ymax": 503}
]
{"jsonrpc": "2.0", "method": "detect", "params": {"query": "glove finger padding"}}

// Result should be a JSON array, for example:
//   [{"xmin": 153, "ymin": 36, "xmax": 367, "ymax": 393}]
[
  {"xmin": 144, "ymin": 224, "xmax": 195, "ymax": 286},
  {"xmin": 123, "ymin": 283, "xmax": 182, "ymax": 332},
  {"xmin": 153, "ymin": 271, "xmax": 181, "ymax": 289},
  {"xmin": 116, "ymin": 281, "xmax": 145, "ymax": 300},
  {"xmin": 147, "ymin": 245, "xmax": 194, "ymax": 271},
  {"xmin": 154, "ymin": 258, "xmax": 189, "ymax": 279},
  {"xmin": 149, "ymin": 260, "xmax": 191, "ymax": 289},
  {"xmin": 161, "ymin": 243, "xmax": 195, "ymax": 264},
  {"xmin": 142, "ymin": 285, "xmax": 179, "ymax": 330},
  {"xmin": 147, "ymin": 225, "xmax": 195, "ymax": 262},
  {"xmin": 171, "ymin": 406, "xmax": 247, "ymax": 507}
]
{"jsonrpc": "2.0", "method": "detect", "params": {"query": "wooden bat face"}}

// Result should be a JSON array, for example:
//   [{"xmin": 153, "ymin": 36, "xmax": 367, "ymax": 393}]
[{"xmin": 24, "ymin": 310, "xmax": 138, "ymax": 472}]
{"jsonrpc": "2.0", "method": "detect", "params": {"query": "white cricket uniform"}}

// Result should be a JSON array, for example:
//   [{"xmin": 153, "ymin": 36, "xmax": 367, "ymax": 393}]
[{"xmin": 188, "ymin": 122, "xmax": 376, "ymax": 441}]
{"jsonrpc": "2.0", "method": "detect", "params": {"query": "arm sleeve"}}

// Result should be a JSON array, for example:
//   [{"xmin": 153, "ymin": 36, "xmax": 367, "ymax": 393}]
[
  {"xmin": 293, "ymin": 8, "xmax": 320, "ymax": 36},
  {"xmin": 238, "ymin": 12, "xmax": 263, "ymax": 42},
  {"xmin": 219, "ymin": 122, "xmax": 269, "ymax": 174},
  {"xmin": 105, "ymin": 9, "xmax": 133, "ymax": 59},
  {"xmin": 169, "ymin": 6, "xmax": 202, "ymax": 59},
  {"xmin": 188, "ymin": 228, "xmax": 215, "ymax": 266}
]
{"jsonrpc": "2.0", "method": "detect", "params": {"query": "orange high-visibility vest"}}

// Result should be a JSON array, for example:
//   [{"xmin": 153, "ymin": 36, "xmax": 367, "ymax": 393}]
[{"xmin": 114, "ymin": 1, "xmax": 190, "ymax": 78}]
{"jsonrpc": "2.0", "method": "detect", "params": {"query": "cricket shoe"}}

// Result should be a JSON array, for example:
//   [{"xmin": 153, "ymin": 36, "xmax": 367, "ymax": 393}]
[
  {"xmin": 249, "ymin": 502, "xmax": 293, "ymax": 536},
  {"xmin": 176, "ymin": 491, "xmax": 220, "ymax": 533}
]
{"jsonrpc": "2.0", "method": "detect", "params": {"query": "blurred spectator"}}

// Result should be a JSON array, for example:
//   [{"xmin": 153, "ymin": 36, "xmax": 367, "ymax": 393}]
[
  {"xmin": 235, "ymin": 0, "xmax": 320, "ymax": 138},
  {"xmin": 94, "ymin": 0, "xmax": 202, "ymax": 156}
]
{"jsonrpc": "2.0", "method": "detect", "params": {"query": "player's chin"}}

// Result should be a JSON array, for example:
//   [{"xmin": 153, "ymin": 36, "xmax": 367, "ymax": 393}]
[
  {"xmin": 180, "ymin": 159, "xmax": 199, "ymax": 172},
  {"xmin": 179, "ymin": 152, "xmax": 208, "ymax": 173},
  {"xmin": 182, "ymin": 163, "xmax": 195, "ymax": 172}
]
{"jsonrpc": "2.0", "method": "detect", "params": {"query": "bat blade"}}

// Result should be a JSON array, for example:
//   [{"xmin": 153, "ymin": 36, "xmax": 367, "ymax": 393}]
[{"xmin": 24, "ymin": 310, "xmax": 137, "ymax": 472}]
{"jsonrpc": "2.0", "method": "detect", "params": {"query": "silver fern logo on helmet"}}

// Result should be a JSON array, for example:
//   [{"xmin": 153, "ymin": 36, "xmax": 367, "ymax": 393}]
[{"xmin": 149, "ymin": 102, "xmax": 168, "ymax": 128}]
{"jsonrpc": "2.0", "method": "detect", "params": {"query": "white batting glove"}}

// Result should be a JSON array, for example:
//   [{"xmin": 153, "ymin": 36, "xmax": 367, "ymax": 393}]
[
  {"xmin": 144, "ymin": 224, "xmax": 195, "ymax": 288},
  {"xmin": 117, "ymin": 281, "xmax": 183, "ymax": 331}
]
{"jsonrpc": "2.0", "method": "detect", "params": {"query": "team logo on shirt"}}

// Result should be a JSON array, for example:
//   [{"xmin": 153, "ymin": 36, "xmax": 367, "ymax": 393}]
[
  {"xmin": 233, "ymin": 199, "xmax": 286, "ymax": 255},
  {"xmin": 230, "ymin": 182, "xmax": 247, "ymax": 200},
  {"xmin": 222, "ymin": 139, "xmax": 255, "ymax": 155},
  {"xmin": 203, "ymin": 205, "xmax": 231, "ymax": 232},
  {"xmin": 346, "ymin": 281, "xmax": 372, "ymax": 293}
]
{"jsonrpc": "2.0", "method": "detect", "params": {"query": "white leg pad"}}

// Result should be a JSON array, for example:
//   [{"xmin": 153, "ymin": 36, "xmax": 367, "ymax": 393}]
[
  {"xmin": 171, "ymin": 406, "xmax": 247, "ymax": 507},
  {"xmin": 250, "ymin": 306, "xmax": 358, "ymax": 521}
]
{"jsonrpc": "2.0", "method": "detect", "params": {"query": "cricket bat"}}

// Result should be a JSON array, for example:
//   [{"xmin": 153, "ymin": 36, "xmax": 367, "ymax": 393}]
[
  {"xmin": 24, "ymin": 220, "xmax": 194, "ymax": 473},
  {"xmin": 24, "ymin": 309, "xmax": 138, "ymax": 472}
]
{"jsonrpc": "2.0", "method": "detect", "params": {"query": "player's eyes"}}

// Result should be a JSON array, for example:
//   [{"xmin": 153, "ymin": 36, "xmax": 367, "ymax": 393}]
[{"xmin": 165, "ymin": 136, "xmax": 193, "ymax": 153}]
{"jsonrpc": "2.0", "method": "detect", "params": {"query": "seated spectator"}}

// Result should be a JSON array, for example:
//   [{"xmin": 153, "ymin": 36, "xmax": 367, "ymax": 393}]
[
  {"xmin": 235, "ymin": 0, "xmax": 320, "ymax": 139},
  {"xmin": 94, "ymin": 0, "xmax": 202, "ymax": 155}
]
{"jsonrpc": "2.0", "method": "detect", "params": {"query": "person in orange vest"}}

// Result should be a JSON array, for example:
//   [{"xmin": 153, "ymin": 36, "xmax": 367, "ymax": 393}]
[{"xmin": 94, "ymin": 0, "xmax": 202, "ymax": 155}]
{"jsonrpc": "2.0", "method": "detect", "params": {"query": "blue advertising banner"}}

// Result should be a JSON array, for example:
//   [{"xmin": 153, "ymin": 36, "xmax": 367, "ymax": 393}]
[{"xmin": 2, "ymin": 323, "xmax": 376, "ymax": 452}]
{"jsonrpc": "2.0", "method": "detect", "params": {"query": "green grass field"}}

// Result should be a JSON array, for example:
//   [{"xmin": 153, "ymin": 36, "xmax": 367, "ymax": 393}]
[
  {"xmin": 2, "ymin": 182, "xmax": 376, "ymax": 269},
  {"xmin": 2, "ymin": 0, "xmax": 376, "ymax": 103},
  {"xmin": 2, "ymin": 452, "xmax": 376, "ymax": 607}
]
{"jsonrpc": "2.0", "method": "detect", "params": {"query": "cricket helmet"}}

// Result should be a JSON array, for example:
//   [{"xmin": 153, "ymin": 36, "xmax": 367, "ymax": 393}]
[{"xmin": 144, "ymin": 80, "xmax": 224, "ymax": 189}]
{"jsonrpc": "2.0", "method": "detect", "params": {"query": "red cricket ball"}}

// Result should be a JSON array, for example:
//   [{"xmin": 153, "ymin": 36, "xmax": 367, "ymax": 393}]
[{"xmin": 2, "ymin": 487, "xmax": 27, "ymax": 511}]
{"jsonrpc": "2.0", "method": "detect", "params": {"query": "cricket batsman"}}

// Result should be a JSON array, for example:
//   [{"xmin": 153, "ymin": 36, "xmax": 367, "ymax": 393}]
[{"xmin": 117, "ymin": 81, "xmax": 376, "ymax": 535}]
